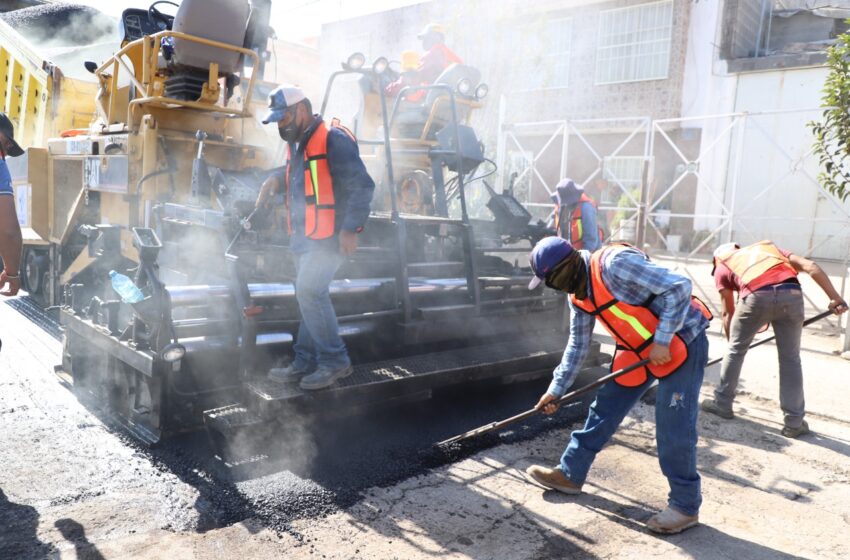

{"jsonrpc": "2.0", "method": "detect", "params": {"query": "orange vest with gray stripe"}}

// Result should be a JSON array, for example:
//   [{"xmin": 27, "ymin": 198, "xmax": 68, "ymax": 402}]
[
  {"xmin": 717, "ymin": 241, "xmax": 797, "ymax": 293},
  {"xmin": 571, "ymin": 245, "xmax": 712, "ymax": 387},
  {"xmin": 285, "ymin": 122, "xmax": 355, "ymax": 240}
]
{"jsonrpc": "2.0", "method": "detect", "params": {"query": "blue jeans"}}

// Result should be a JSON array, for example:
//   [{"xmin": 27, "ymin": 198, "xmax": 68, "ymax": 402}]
[
  {"xmin": 292, "ymin": 250, "xmax": 350, "ymax": 370},
  {"xmin": 560, "ymin": 331, "xmax": 708, "ymax": 516}
]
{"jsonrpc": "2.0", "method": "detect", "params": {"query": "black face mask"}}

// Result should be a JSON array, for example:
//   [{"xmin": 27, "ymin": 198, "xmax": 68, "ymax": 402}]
[
  {"xmin": 279, "ymin": 122, "xmax": 299, "ymax": 143},
  {"xmin": 544, "ymin": 252, "xmax": 588, "ymax": 300}
]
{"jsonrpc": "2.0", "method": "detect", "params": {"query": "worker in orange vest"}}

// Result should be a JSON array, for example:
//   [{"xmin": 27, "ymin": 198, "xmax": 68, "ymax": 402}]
[
  {"xmin": 416, "ymin": 23, "xmax": 463, "ymax": 84},
  {"xmin": 524, "ymin": 236, "xmax": 711, "ymax": 534},
  {"xmin": 256, "ymin": 86, "xmax": 375, "ymax": 391},
  {"xmin": 551, "ymin": 178, "xmax": 603, "ymax": 251},
  {"xmin": 701, "ymin": 241, "xmax": 847, "ymax": 437}
]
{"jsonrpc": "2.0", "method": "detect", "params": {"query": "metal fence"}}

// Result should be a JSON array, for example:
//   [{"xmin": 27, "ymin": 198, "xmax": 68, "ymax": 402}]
[{"xmin": 497, "ymin": 108, "xmax": 850, "ymax": 348}]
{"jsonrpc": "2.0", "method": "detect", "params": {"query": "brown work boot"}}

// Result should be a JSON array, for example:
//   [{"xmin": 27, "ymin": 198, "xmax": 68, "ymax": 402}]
[
  {"xmin": 700, "ymin": 398, "xmax": 734, "ymax": 420},
  {"xmin": 646, "ymin": 506, "xmax": 699, "ymax": 534},
  {"xmin": 781, "ymin": 420, "xmax": 810, "ymax": 438},
  {"xmin": 525, "ymin": 465, "xmax": 582, "ymax": 495}
]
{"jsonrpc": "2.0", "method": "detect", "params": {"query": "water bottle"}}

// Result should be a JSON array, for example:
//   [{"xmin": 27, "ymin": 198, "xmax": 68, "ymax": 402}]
[{"xmin": 109, "ymin": 270, "xmax": 144, "ymax": 304}]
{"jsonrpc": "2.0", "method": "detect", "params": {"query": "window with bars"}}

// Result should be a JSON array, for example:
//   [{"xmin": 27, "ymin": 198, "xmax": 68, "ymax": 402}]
[
  {"xmin": 595, "ymin": 0, "xmax": 673, "ymax": 85},
  {"xmin": 602, "ymin": 156, "xmax": 646, "ymax": 204}
]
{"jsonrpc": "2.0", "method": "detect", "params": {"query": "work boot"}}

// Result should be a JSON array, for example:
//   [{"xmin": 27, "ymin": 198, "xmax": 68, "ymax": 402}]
[
  {"xmin": 268, "ymin": 363, "xmax": 313, "ymax": 383},
  {"xmin": 299, "ymin": 364, "xmax": 353, "ymax": 391},
  {"xmin": 646, "ymin": 506, "xmax": 699, "ymax": 534},
  {"xmin": 781, "ymin": 420, "xmax": 810, "ymax": 438},
  {"xmin": 525, "ymin": 465, "xmax": 582, "ymax": 495},
  {"xmin": 700, "ymin": 398, "xmax": 734, "ymax": 420}
]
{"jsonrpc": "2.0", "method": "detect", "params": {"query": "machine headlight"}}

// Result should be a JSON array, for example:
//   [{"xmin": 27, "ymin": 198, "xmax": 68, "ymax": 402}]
[
  {"xmin": 160, "ymin": 342, "xmax": 186, "ymax": 363},
  {"xmin": 346, "ymin": 52, "xmax": 366, "ymax": 70},
  {"xmin": 457, "ymin": 78, "xmax": 472, "ymax": 96},
  {"xmin": 475, "ymin": 83, "xmax": 489, "ymax": 100},
  {"xmin": 372, "ymin": 56, "xmax": 389, "ymax": 75}
]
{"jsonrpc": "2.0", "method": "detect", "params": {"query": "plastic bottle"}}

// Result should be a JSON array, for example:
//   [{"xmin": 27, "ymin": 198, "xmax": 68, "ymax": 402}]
[{"xmin": 109, "ymin": 270, "xmax": 145, "ymax": 304}]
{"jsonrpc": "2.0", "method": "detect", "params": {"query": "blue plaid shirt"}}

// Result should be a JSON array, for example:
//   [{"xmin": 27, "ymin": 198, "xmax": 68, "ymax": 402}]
[{"xmin": 547, "ymin": 246, "xmax": 710, "ymax": 397}]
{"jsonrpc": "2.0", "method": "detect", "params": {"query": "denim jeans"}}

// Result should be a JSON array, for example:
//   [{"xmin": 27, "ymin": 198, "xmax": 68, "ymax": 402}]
[
  {"xmin": 714, "ymin": 286, "xmax": 805, "ymax": 428},
  {"xmin": 560, "ymin": 331, "xmax": 708, "ymax": 517},
  {"xmin": 292, "ymin": 249, "xmax": 350, "ymax": 370}
]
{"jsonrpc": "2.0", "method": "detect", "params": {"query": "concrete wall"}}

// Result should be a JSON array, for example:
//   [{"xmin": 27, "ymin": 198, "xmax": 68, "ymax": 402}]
[{"xmin": 319, "ymin": 0, "xmax": 693, "ymax": 153}]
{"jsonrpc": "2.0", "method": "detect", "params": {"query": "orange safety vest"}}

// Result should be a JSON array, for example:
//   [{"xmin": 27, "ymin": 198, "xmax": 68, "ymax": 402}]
[
  {"xmin": 571, "ymin": 245, "xmax": 712, "ymax": 387},
  {"xmin": 717, "ymin": 241, "xmax": 797, "ymax": 293},
  {"xmin": 554, "ymin": 194, "xmax": 604, "ymax": 250},
  {"xmin": 284, "ymin": 121, "xmax": 356, "ymax": 240}
]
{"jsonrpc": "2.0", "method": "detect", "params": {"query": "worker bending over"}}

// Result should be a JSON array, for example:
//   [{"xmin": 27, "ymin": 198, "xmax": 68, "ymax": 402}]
[
  {"xmin": 701, "ymin": 240, "xmax": 847, "ymax": 437},
  {"xmin": 256, "ymin": 86, "xmax": 375, "ymax": 390},
  {"xmin": 525, "ymin": 237, "xmax": 710, "ymax": 534}
]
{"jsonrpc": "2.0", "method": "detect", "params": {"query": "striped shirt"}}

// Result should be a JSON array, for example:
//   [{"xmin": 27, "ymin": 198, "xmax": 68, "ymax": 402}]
[{"xmin": 547, "ymin": 246, "xmax": 710, "ymax": 397}]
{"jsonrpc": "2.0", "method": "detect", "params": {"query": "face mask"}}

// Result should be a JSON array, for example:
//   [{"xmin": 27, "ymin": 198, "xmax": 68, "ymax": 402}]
[
  {"xmin": 279, "ymin": 122, "xmax": 299, "ymax": 143},
  {"xmin": 544, "ymin": 252, "xmax": 588, "ymax": 300}
]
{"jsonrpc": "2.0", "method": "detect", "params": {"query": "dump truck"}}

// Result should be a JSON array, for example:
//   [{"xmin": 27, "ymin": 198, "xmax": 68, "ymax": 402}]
[{"xmin": 3, "ymin": 0, "xmax": 604, "ymax": 458}]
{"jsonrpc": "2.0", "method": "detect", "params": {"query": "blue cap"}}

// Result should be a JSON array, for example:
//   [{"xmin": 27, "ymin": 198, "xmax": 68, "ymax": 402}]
[
  {"xmin": 262, "ymin": 85, "xmax": 307, "ymax": 124},
  {"xmin": 529, "ymin": 236, "xmax": 574, "ymax": 289}
]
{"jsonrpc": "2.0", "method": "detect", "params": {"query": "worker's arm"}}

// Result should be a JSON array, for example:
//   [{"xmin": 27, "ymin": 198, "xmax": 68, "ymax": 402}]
[
  {"xmin": 536, "ymin": 302, "xmax": 595, "ymax": 414},
  {"xmin": 718, "ymin": 288, "xmax": 736, "ymax": 340},
  {"xmin": 327, "ymin": 128, "xmax": 375, "ymax": 255},
  {"xmin": 580, "ymin": 201, "xmax": 601, "ymax": 252},
  {"xmin": 611, "ymin": 249, "xmax": 694, "ymax": 365},
  {"xmin": 788, "ymin": 254, "xmax": 849, "ymax": 314},
  {"xmin": 0, "ymin": 194, "xmax": 22, "ymax": 297},
  {"xmin": 256, "ymin": 165, "xmax": 287, "ymax": 209}
]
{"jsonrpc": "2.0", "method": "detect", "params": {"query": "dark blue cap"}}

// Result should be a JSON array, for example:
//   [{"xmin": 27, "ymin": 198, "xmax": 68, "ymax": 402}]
[{"xmin": 529, "ymin": 236, "xmax": 574, "ymax": 289}]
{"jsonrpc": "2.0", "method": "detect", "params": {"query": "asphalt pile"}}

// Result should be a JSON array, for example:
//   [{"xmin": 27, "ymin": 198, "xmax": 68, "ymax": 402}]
[
  {"xmin": 135, "ymin": 381, "xmax": 597, "ymax": 537},
  {"xmin": 1, "ymin": 3, "xmax": 115, "ymax": 47}
]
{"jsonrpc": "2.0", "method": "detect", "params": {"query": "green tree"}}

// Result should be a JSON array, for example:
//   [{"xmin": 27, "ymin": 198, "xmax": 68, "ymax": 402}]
[{"xmin": 811, "ymin": 21, "xmax": 850, "ymax": 202}]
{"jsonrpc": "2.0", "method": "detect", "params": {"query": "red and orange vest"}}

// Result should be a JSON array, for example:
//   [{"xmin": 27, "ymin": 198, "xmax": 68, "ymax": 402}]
[
  {"xmin": 716, "ymin": 241, "xmax": 797, "ymax": 295},
  {"xmin": 554, "ymin": 193, "xmax": 604, "ymax": 250},
  {"xmin": 285, "ymin": 121, "xmax": 355, "ymax": 240},
  {"xmin": 571, "ymin": 245, "xmax": 712, "ymax": 387}
]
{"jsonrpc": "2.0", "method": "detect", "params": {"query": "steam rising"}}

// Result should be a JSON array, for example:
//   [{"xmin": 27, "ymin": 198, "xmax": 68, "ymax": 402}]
[{"xmin": 1, "ymin": 3, "xmax": 118, "ymax": 81}]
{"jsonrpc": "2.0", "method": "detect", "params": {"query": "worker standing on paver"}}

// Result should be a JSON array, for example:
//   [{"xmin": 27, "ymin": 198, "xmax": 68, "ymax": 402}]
[
  {"xmin": 524, "ymin": 237, "xmax": 711, "ymax": 534},
  {"xmin": 255, "ymin": 86, "xmax": 375, "ymax": 390},
  {"xmin": 0, "ymin": 113, "xmax": 24, "ymax": 300},
  {"xmin": 551, "ymin": 178, "xmax": 603, "ymax": 251},
  {"xmin": 700, "ymin": 241, "xmax": 848, "ymax": 437},
  {"xmin": 416, "ymin": 23, "xmax": 463, "ymax": 84}
]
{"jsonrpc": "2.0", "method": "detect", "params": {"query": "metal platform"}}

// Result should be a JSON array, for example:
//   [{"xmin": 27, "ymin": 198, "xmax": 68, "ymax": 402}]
[{"xmin": 242, "ymin": 332, "xmax": 590, "ymax": 415}]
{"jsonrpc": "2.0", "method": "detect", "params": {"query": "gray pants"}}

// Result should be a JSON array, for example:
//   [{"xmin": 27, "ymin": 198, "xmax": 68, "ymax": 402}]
[{"xmin": 714, "ymin": 286, "xmax": 805, "ymax": 428}]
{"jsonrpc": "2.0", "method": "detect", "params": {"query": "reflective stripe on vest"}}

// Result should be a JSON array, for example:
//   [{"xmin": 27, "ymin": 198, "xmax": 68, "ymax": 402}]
[
  {"xmin": 285, "ymin": 122, "xmax": 346, "ymax": 240},
  {"xmin": 718, "ymin": 240, "xmax": 797, "ymax": 293},
  {"xmin": 571, "ymin": 245, "xmax": 712, "ymax": 387},
  {"xmin": 554, "ymin": 193, "xmax": 604, "ymax": 250}
]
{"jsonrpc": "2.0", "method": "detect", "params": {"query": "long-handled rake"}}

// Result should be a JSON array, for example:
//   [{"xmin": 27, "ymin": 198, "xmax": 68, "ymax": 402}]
[{"xmin": 435, "ymin": 309, "xmax": 835, "ymax": 449}]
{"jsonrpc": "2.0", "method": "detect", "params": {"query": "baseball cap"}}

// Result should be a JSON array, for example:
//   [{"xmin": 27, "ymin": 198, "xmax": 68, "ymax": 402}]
[
  {"xmin": 551, "ymin": 178, "xmax": 583, "ymax": 207},
  {"xmin": 711, "ymin": 242, "xmax": 740, "ymax": 275},
  {"xmin": 528, "ymin": 236, "xmax": 575, "ymax": 290},
  {"xmin": 417, "ymin": 23, "xmax": 446, "ymax": 38},
  {"xmin": 262, "ymin": 85, "xmax": 307, "ymax": 124},
  {"xmin": 0, "ymin": 113, "xmax": 24, "ymax": 157}
]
